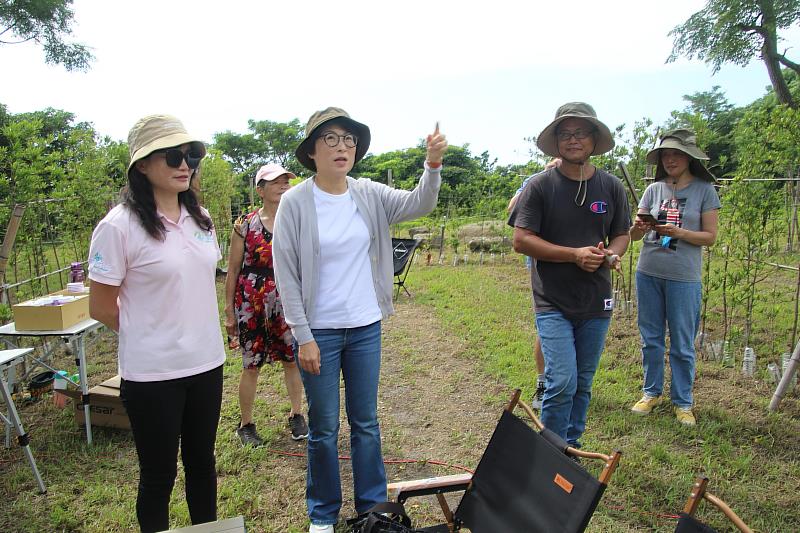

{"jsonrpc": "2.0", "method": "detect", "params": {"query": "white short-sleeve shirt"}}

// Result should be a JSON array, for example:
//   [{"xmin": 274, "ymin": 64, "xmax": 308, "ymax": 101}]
[{"xmin": 88, "ymin": 204, "xmax": 225, "ymax": 381}]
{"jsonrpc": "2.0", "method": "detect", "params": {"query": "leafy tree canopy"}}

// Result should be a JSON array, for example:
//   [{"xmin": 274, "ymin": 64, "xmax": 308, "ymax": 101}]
[
  {"xmin": 667, "ymin": 0, "xmax": 800, "ymax": 107},
  {"xmin": 0, "ymin": 0, "xmax": 93, "ymax": 71}
]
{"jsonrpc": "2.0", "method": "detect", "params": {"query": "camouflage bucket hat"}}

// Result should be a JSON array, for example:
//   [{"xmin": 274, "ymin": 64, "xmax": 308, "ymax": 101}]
[
  {"xmin": 536, "ymin": 102, "xmax": 615, "ymax": 158},
  {"xmin": 295, "ymin": 107, "xmax": 371, "ymax": 172},
  {"xmin": 646, "ymin": 129, "xmax": 716, "ymax": 182}
]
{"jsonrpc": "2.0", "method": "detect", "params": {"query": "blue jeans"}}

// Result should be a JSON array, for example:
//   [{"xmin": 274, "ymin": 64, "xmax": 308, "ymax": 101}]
[
  {"xmin": 299, "ymin": 321, "xmax": 386, "ymax": 526},
  {"xmin": 636, "ymin": 272, "xmax": 701, "ymax": 408},
  {"xmin": 535, "ymin": 311, "xmax": 610, "ymax": 447}
]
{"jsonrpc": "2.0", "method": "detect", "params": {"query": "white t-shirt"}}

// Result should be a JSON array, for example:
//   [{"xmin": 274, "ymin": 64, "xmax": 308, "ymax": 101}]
[
  {"xmin": 88, "ymin": 204, "xmax": 226, "ymax": 381},
  {"xmin": 311, "ymin": 183, "xmax": 381, "ymax": 329}
]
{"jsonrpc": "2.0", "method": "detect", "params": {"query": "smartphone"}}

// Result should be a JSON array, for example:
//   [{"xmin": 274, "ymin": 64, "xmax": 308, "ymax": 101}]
[{"xmin": 636, "ymin": 213, "xmax": 659, "ymax": 225}]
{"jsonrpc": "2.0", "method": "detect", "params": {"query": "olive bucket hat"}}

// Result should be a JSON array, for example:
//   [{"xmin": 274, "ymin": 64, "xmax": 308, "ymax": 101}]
[
  {"xmin": 295, "ymin": 107, "xmax": 371, "ymax": 172},
  {"xmin": 646, "ymin": 129, "xmax": 716, "ymax": 182},
  {"xmin": 127, "ymin": 114, "xmax": 206, "ymax": 177},
  {"xmin": 536, "ymin": 102, "xmax": 615, "ymax": 158}
]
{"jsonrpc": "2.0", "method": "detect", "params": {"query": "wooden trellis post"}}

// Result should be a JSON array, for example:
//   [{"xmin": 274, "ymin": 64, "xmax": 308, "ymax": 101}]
[{"xmin": 0, "ymin": 204, "xmax": 26, "ymax": 304}]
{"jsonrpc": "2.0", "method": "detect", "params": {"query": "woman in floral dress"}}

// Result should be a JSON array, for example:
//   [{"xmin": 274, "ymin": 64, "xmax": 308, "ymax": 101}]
[{"xmin": 224, "ymin": 163, "xmax": 308, "ymax": 445}]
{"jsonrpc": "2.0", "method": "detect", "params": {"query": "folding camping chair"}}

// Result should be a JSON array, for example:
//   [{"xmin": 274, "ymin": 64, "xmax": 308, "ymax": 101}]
[
  {"xmin": 675, "ymin": 476, "xmax": 753, "ymax": 533},
  {"xmin": 387, "ymin": 389, "xmax": 622, "ymax": 532},
  {"xmin": 392, "ymin": 238, "xmax": 421, "ymax": 301}
]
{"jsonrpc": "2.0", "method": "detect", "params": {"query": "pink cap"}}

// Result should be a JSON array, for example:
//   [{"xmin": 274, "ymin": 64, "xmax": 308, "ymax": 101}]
[{"xmin": 255, "ymin": 163, "xmax": 296, "ymax": 185}]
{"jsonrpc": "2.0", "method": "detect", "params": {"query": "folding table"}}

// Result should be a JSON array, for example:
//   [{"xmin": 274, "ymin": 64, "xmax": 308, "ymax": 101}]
[
  {"xmin": 0, "ymin": 318, "xmax": 104, "ymax": 445},
  {"xmin": 0, "ymin": 347, "xmax": 46, "ymax": 493}
]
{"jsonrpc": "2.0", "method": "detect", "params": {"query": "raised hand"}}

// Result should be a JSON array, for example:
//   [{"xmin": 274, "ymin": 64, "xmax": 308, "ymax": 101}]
[{"xmin": 426, "ymin": 122, "xmax": 447, "ymax": 164}]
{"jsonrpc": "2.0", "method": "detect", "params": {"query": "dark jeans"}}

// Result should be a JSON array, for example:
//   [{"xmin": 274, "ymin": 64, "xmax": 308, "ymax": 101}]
[{"xmin": 120, "ymin": 365, "xmax": 223, "ymax": 533}]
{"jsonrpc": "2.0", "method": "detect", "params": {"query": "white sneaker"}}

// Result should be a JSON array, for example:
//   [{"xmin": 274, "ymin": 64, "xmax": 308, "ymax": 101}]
[{"xmin": 309, "ymin": 524, "xmax": 334, "ymax": 533}]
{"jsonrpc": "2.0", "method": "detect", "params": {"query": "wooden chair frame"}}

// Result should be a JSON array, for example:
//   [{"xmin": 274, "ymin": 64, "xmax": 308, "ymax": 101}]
[
  {"xmin": 680, "ymin": 476, "xmax": 753, "ymax": 533},
  {"xmin": 387, "ymin": 389, "xmax": 622, "ymax": 532}
]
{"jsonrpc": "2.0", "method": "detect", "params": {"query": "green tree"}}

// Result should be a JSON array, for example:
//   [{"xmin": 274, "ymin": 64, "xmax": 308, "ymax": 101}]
[
  {"xmin": 667, "ymin": 0, "xmax": 800, "ymax": 107},
  {"xmin": 0, "ymin": 0, "xmax": 93, "ymax": 71},
  {"xmin": 247, "ymin": 118, "xmax": 305, "ymax": 175},
  {"xmin": 197, "ymin": 149, "xmax": 236, "ymax": 251},
  {"xmin": 668, "ymin": 86, "xmax": 742, "ymax": 178},
  {"xmin": 213, "ymin": 118, "xmax": 305, "ymax": 206}
]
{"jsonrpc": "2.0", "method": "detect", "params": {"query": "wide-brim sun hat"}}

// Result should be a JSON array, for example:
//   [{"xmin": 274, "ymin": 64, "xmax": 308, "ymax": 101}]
[
  {"xmin": 536, "ymin": 102, "xmax": 615, "ymax": 158},
  {"xmin": 646, "ymin": 128, "xmax": 716, "ymax": 182},
  {"xmin": 254, "ymin": 163, "xmax": 297, "ymax": 186},
  {"xmin": 295, "ymin": 107, "xmax": 370, "ymax": 172},
  {"xmin": 127, "ymin": 114, "xmax": 207, "ymax": 177}
]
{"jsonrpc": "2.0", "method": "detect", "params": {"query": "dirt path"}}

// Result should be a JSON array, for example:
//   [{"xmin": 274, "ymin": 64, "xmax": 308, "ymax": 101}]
[{"xmin": 268, "ymin": 300, "xmax": 508, "ymax": 530}]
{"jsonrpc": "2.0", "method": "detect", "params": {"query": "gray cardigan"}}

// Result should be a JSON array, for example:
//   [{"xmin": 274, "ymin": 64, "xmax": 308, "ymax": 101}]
[{"xmin": 272, "ymin": 164, "xmax": 442, "ymax": 345}]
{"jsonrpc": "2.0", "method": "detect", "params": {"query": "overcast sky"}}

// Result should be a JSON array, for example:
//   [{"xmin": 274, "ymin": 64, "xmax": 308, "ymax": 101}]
[{"xmin": 2, "ymin": 0, "xmax": 799, "ymax": 166}]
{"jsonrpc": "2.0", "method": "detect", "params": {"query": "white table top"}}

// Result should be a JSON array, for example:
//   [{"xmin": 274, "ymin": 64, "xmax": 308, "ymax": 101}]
[
  {"xmin": 0, "ymin": 318, "xmax": 102, "ymax": 337},
  {"xmin": 0, "ymin": 347, "xmax": 35, "ymax": 366}
]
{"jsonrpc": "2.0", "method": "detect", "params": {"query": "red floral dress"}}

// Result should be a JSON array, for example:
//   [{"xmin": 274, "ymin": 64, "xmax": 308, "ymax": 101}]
[{"xmin": 234, "ymin": 210, "xmax": 295, "ymax": 368}]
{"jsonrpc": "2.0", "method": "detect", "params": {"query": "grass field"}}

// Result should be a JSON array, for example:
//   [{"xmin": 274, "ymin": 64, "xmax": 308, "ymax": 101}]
[{"xmin": 1, "ymin": 261, "xmax": 798, "ymax": 532}]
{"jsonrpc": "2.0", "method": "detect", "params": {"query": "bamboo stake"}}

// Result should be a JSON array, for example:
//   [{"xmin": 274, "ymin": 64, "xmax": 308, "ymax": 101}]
[
  {"xmin": 769, "ymin": 338, "xmax": 800, "ymax": 411},
  {"xmin": 0, "ymin": 204, "xmax": 25, "ymax": 287}
]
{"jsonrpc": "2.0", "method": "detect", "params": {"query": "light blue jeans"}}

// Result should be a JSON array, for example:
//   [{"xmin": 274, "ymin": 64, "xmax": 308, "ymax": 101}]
[
  {"xmin": 299, "ymin": 320, "xmax": 386, "ymax": 526},
  {"xmin": 535, "ymin": 311, "xmax": 610, "ymax": 447},
  {"xmin": 636, "ymin": 271, "xmax": 701, "ymax": 408}
]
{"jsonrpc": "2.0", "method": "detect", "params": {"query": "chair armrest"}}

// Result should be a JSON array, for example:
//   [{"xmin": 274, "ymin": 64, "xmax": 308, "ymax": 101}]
[{"xmin": 388, "ymin": 473, "xmax": 473, "ymax": 502}]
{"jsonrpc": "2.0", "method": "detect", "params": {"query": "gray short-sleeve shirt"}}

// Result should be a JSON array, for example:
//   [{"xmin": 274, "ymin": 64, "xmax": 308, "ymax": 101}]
[{"xmin": 636, "ymin": 180, "xmax": 721, "ymax": 282}]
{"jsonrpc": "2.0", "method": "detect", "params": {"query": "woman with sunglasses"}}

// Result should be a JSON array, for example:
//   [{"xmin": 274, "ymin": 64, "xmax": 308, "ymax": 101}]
[
  {"xmin": 88, "ymin": 115, "xmax": 225, "ymax": 532},
  {"xmin": 273, "ymin": 107, "xmax": 447, "ymax": 533}
]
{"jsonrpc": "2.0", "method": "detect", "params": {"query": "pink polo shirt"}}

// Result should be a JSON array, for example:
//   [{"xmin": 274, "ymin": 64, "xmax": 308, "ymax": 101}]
[{"xmin": 88, "ymin": 204, "xmax": 225, "ymax": 382}]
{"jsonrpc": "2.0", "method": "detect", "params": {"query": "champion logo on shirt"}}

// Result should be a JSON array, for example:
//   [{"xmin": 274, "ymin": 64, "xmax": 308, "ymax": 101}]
[{"xmin": 590, "ymin": 201, "xmax": 608, "ymax": 214}]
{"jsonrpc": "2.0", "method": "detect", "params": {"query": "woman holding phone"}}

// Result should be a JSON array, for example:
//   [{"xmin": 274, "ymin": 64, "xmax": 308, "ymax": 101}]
[
  {"xmin": 629, "ymin": 128, "xmax": 720, "ymax": 427},
  {"xmin": 272, "ymin": 107, "xmax": 447, "ymax": 533}
]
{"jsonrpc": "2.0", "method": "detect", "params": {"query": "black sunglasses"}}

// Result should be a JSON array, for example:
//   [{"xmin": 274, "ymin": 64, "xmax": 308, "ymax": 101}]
[{"xmin": 152, "ymin": 148, "xmax": 203, "ymax": 169}]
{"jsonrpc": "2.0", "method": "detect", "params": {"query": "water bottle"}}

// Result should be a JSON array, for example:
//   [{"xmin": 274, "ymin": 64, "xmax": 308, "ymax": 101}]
[
  {"xmin": 767, "ymin": 362, "xmax": 782, "ymax": 385},
  {"xmin": 742, "ymin": 347, "xmax": 755, "ymax": 377},
  {"xmin": 722, "ymin": 340, "xmax": 734, "ymax": 368},
  {"xmin": 69, "ymin": 262, "xmax": 85, "ymax": 283},
  {"xmin": 782, "ymin": 352, "xmax": 797, "ymax": 391}
]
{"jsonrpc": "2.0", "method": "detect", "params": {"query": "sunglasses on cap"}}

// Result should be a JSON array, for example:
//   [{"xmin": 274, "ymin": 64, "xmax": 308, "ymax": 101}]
[{"xmin": 151, "ymin": 148, "xmax": 203, "ymax": 169}]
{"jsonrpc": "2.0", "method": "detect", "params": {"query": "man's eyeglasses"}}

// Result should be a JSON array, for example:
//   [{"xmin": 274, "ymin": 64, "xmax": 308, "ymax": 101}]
[
  {"xmin": 557, "ymin": 129, "xmax": 595, "ymax": 142},
  {"xmin": 321, "ymin": 132, "xmax": 358, "ymax": 148},
  {"xmin": 153, "ymin": 148, "xmax": 203, "ymax": 169}
]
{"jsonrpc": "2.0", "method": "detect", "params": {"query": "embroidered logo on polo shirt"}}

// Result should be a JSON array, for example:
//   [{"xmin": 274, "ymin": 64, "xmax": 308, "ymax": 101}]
[
  {"xmin": 604, "ymin": 298, "xmax": 614, "ymax": 311},
  {"xmin": 590, "ymin": 201, "xmax": 608, "ymax": 214},
  {"xmin": 89, "ymin": 252, "xmax": 111, "ymax": 273},
  {"xmin": 194, "ymin": 231, "xmax": 214, "ymax": 243}
]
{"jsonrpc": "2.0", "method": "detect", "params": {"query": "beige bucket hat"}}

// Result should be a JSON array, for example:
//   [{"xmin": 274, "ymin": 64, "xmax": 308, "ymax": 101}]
[
  {"xmin": 295, "ymin": 107, "xmax": 370, "ymax": 172},
  {"xmin": 536, "ymin": 102, "xmax": 615, "ymax": 158},
  {"xmin": 646, "ymin": 129, "xmax": 716, "ymax": 182},
  {"xmin": 127, "ymin": 114, "xmax": 206, "ymax": 176}
]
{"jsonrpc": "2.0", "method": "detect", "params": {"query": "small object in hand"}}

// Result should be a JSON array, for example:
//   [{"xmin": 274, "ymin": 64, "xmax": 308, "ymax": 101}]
[{"xmin": 636, "ymin": 213, "xmax": 658, "ymax": 225}]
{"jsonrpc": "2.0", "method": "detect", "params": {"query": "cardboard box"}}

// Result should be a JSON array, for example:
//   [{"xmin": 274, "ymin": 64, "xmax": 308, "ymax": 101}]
[
  {"xmin": 12, "ymin": 289, "xmax": 90, "ymax": 331},
  {"xmin": 62, "ymin": 375, "xmax": 130, "ymax": 430}
]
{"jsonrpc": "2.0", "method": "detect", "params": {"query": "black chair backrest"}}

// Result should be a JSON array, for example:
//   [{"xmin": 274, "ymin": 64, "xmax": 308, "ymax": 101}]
[
  {"xmin": 454, "ymin": 410, "xmax": 604, "ymax": 533},
  {"xmin": 675, "ymin": 513, "xmax": 719, "ymax": 533},
  {"xmin": 392, "ymin": 238, "xmax": 419, "ymax": 276}
]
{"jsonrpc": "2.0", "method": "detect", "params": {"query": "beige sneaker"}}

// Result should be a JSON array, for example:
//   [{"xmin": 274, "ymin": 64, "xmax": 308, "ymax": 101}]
[
  {"xmin": 631, "ymin": 395, "xmax": 661, "ymax": 415},
  {"xmin": 675, "ymin": 407, "xmax": 696, "ymax": 426}
]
